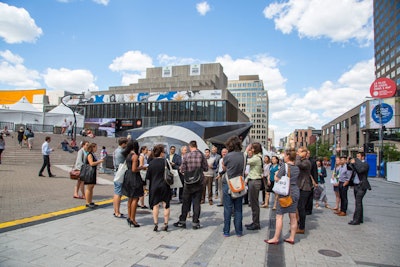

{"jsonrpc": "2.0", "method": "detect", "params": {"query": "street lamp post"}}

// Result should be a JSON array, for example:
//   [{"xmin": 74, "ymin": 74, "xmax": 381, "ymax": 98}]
[{"xmin": 61, "ymin": 91, "xmax": 91, "ymax": 141}]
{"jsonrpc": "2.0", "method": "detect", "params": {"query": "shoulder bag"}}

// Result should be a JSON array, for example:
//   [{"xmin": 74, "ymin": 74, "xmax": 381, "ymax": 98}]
[
  {"xmin": 114, "ymin": 160, "xmax": 128, "ymax": 183},
  {"xmin": 225, "ymin": 153, "xmax": 247, "ymax": 199},
  {"xmin": 70, "ymin": 151, "xmax": 84, "ymax": 180},
  {"xmin": 274, "ymin": 164, "xmax": 293, "ymax": 208},
  {"xmin": 167, "ymin": 160, "xmax": 183, "ymax": 189},
  {"xmin": 164, "ymin": 159, "xmax": 174, "ymax": 186},
  {"xmin": 183, "ymin": 151, "xmax": 205, "ymax": 185},
  {"xmin": 272, "ymin": 163, "xmax": 290, "ymax": 196},
  {"xmin": 79, "ymin": 153, "xmax": 96, "ymax": 183}
]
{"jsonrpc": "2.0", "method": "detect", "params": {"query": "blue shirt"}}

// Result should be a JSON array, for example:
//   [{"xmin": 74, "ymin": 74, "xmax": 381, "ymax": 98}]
[{"xmin": 41, "ymin": 141, "xmax": 52, "ymax": 156}]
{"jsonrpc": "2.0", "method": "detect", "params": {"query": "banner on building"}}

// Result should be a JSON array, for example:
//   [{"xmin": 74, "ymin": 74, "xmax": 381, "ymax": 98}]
[
  {"xmin": 162, "ymin": 66, "xmax": 172, "ymax": 77},
  {"xmin": 190, "ymin": 64, "xmax": 201, "ymax": 76},
  {"xmin": 369, "ymin": 98, "xmax": 395, "ymax": 128},
  {"xmin": 359, "ymin": 103, "xmax": 366, "ymax": 128},
  {"xmin": 90, "ymin": 90, "xmax": 222, "ymax": 104}
]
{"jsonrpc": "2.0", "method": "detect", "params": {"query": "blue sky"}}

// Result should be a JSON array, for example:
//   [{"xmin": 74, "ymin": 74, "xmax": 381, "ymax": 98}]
[{"xmin": 0, "ymin": 0, "xmax": 375, "ymax": 145}]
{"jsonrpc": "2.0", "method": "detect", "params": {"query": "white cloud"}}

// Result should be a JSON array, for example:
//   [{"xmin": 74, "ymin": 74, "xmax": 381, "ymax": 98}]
[
  {"xmin": 213, "ymin": 54, "xmax": 374, "ymax": 146},
  {"xmin": 0, "ymin": 3, "xmax": 43, "ymax": 44},
  {"xmin": 92, "ymin": 0, "xmax": 110, "ymax": 6},
  {"xmin": 43, "ymin": 68, "xmax": 98, "ymax": 93},
  {"xmin": 109, "ymin": 51, "xmax": 153, "ymax": 72},
  {"xmin": 0, "ymin": 50, "xmax": 41, "ymax": 88},
  {"xmin": 263, "ymin": 0, "xmax": 373, "ymax": 45},
  {"xmin": 196, "ymin": 1, "xmax": 210, "ymax": 16},
  {"xmin": 157, "ymin": 54, "xmax": 198, "ymax": 66},
  {"xmin": 109, "ymin": 50, "xmax": 153, "ymax": 85}
]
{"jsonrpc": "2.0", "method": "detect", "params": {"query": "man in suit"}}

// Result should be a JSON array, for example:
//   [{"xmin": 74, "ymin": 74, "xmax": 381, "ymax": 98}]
[
  {"xmin": 168, "ymin": 146, "xmax": 182, "ymax": 198},
  {"xmin": 348, "ymin": 152, "xmax": 371, "ymax": 225}
]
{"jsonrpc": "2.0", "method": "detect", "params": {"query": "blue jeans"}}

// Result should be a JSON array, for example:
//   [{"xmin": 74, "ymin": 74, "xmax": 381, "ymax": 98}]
[{"xmin": 222, "ymin": 182, "xmax": 243, "ymax": 236}]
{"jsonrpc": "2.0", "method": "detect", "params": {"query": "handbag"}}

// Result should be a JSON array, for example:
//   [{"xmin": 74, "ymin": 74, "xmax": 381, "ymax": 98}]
[
  {"xmin": 225, "ymin": 153, "xmax": 247, "ymax": 199},
  {"xmin": 70, "ymin": 151, "xmax": 84, "ymax": 180},
  {"xmin": 272, "ymin": 163, "xmax": 290, "ymax": 196},
  {"xmin": 279, "ymin": 195, "xmax": 293, "ymax": 208},
  {"xmin": 79, "ymin": 163, "xmax": 95, "ymax": 183},
  {"xmin": 313, "ymin": 184, "xmax": 323, "ymax": 200},
  {"xmin": 227, "ymin": 175, "xmax": 247, "ymax": 198},
  {"xmin": 164, "ymin": 160, "xmax": 174, "ymax": 186},
  {"xmin": 114, "ymin": 161, "xmax": 127, "ymax": 183},
  {"xmin": 69, "ymin": 169, "xmax": 80, "ymax": 180},
  {"xmin": 167, "ymin": 161, "xmax": 183, "ymax": 189}
]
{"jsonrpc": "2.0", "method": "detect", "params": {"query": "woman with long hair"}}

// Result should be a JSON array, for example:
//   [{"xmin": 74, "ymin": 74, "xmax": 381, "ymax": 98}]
[
  {"xmin": 265, "ymin": 149, "xmax": 300, "ymax": 245},
  {"xmin": 85, "ymin": 143, "xmax": 104, "ymax": 208},
  {"xmin": 122, "ymin": 140, "xmax": 144, "ymax": 227},
  {"xmin": 146, "ymin": 144, "xmax": 172, "ymax": 231}
]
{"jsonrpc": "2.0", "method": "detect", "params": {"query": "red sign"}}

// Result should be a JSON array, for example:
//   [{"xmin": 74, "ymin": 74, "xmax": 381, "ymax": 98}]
[{"xmin": 370, "ymin": 77, "xmax": 397, "ymax": 98}]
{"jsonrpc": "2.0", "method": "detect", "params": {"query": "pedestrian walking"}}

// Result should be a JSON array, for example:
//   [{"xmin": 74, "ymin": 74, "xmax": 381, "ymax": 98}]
[
  {"xmin": 0, "ymin": 135, "xmax": 5, "ymax": 164},
  {"xmin": 38, "ymin": 136, "xmax": 55, "ymax": 177}
]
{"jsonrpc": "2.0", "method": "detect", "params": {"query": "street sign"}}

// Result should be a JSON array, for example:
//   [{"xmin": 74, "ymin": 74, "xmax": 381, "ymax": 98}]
[
  {"xmin": 372, "ymin": 103, "xmax": 394, "ymax": 124},
  {"xmin": 370, "ymin": 77, "xmax": 397, "ymax": 98}
]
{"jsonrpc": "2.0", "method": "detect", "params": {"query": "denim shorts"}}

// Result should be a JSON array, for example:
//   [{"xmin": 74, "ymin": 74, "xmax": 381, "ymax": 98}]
[{"xmin": 114, "ymin": 181, "xmax": 122, "ymax": 195}]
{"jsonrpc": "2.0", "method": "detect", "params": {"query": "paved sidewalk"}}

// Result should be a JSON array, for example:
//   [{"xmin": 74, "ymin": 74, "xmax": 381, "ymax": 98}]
[{"xmin": 0, "ymin": 163, "xmax": 399, "ymax": 266}]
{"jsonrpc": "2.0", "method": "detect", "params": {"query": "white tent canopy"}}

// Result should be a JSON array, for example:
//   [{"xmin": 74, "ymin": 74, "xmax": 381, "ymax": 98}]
[
  {"xmin": 8, "ymin": 97, "xmax": 41, "ymax": 112},
  {"xmin": 44, "ymin": 104, "xmax": 84, "ymax": 127},
  {"xmin": 137, "ymin": 125, "xmax": 209, "ymax": 152}
]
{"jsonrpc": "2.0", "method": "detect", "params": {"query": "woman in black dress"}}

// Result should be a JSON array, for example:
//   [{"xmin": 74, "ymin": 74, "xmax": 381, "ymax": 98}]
[
  {"xmin": 146, "ymin": 144, "xmax": 172, "ymax": 231},
  {"xmin": 122, "ymin": 140, "xmax": 144, "ymax": 227}
]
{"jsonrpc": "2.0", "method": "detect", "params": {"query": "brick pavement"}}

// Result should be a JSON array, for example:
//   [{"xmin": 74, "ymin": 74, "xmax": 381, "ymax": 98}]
[{"xmin": 0, "ymin": 153, "xmax": 400, "ymax": 266}]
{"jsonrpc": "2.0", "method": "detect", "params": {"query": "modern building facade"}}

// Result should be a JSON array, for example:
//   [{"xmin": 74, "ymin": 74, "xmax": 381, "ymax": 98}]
[
  {"xmin": 321, "ymin": 97, "xmax": 400, "ymax": 158},
  {"xmin": 373, "ymin": 0, "xmax": 400, "ymax": 89},
  {"xmin": 81, "ymin": 63, "xmax": 250, "ymax": 136},
  {"xmin": 227, "ymin": 75, "xmax": 269, "ymax": 149}
]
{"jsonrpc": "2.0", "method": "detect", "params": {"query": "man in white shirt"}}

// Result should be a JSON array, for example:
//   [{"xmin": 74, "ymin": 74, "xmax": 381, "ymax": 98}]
[{"xmin": 39, "ymin": 136, "xmax": 55, "ymax": 177}]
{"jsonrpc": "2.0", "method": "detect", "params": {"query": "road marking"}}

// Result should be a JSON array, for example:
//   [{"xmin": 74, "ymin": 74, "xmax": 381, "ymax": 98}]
[{"xmin": 0, "ymin": 197, "xmax": 125, "ymax": 231}]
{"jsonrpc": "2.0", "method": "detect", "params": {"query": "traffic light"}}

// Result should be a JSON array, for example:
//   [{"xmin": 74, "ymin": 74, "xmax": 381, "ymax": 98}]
[{"xmin": 134, "ymin": 119, "xmax": 142, "ymax": 128}]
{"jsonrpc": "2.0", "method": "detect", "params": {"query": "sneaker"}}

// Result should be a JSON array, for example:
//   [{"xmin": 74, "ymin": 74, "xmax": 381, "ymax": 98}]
[
  {"xmin": 38, "ymin": 174, "xmax": 45, "ymax": 177},
  {"xmin": 49, "ymin": 174, "xmax": 56, "ymax": 177},
  {"xmin": 192, "ymin": 224, "xmax": 201, "ymax": 230},
  {"xmin": 173, "ymin": 222, "xmax": 186, "ymax": 229}
]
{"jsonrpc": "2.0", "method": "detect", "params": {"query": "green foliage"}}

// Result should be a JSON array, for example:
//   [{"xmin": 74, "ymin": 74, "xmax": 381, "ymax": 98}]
[
  {"xmin": 308, "ymin": 141, "xmax": 331, "ymax": 159},
  {"xmin": 383, "ymin": 143, "xmax": 400, "ymax": 162}
]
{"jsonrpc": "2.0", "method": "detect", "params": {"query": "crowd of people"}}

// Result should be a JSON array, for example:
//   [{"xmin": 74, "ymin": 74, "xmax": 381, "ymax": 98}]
[
  {"xmin": 0, "ymin": 124, "xmax": 372, "ymax": 241},
  {"xmin": 64, "ymin": 135, "xmax": 371, "ymax": 244}
]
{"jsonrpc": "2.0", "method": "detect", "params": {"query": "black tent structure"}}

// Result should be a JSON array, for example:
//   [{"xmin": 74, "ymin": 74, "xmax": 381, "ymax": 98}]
[{"xmin": 122, "ymin": 121, "xmax": 253, "ymax": 147}]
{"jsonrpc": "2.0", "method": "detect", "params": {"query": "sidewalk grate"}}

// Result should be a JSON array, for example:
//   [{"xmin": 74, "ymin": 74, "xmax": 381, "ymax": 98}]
[{"xmin": 318, "ymin": 249, "xmax": 342, "ymax": 257}]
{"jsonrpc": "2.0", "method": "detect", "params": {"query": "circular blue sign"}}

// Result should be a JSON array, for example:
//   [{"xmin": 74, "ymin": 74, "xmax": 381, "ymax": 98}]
[{"xmin": 372, "ymin": 103, "xmax": 393, "ymax": 124}]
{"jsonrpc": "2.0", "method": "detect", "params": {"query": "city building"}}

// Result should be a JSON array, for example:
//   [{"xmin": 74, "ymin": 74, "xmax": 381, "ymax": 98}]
[
  {"xmin": 80, "ymin": 63, "xmax": 252, "ymax": 143},
  {"xmin": 293, "ymin": 127, "xmax": 321, "ymax": 149},
  {"xmin": 321, "ymin": 97, "xmax": 400, "ymax": 159},
  {"xmin": 373, "ymin": 0, "xmax": 400, "ymax": 89},
  {"xmin": 227, "ymin": 75, "xmax": 269, "ymax": 149}
]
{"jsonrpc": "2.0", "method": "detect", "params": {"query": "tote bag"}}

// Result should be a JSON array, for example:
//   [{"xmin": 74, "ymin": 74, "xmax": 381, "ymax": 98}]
[
  {"xmin": 272, "ymin": 163, "xmax": 290, "ymax": 196},
  {"xmin": 114, "ymin": 161, "xmax": 127, "ymax": 183}
]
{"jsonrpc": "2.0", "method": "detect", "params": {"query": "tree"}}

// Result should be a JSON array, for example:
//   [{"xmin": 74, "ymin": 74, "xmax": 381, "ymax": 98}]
[
  {"xmin": 383, "ymin": 143, "xmax": 400, "ymax": 162},
  {"xmin": 308, "ymin": 141, "xmax": 331, "ymax": 159}
]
